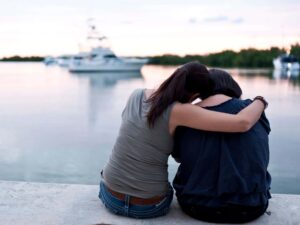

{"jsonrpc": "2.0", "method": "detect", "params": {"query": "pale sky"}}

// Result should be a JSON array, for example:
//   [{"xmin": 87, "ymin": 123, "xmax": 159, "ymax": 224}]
[{"xmin": 0, "ymin": 0, "xmax": 299, "ymax": 57}]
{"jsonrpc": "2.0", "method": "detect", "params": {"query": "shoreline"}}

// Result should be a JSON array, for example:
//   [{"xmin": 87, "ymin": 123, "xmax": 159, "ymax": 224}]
[{"xmin": 0, "ymin": 61, "xmax": 275, "ymax": 70}]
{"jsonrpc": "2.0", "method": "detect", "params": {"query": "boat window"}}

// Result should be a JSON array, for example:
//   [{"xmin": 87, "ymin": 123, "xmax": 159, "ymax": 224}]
[
  {"xmin": 282, "ymin": 56, "xmax": 299, "ymax": 63},
  {"xmin": 91, "ymin": 54, "xmax": 98, "ymax": 58},
  {"xmin": 104, "ymin": 54, "xmax": 117, "ymax": 58}
]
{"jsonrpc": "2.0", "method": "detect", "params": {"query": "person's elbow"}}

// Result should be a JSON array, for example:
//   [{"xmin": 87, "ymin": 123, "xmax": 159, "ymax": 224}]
[{"xmin": 238, "ymin": 118, "xmax": 252, "ymax": 132}]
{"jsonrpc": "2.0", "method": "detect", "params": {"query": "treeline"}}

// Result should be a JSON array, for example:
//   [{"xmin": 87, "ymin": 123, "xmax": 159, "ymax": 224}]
[
  {"xmin": 149, "ymin": 44, "xmax": 300, "ymax": 68},
  {"xmin": 290, "ymin": 43, "xmax": 300, "ymax": 59},
  {"xmin": 1, "ymin": 43, "xmax": 300, "ymax": 68},
  {"xmin": 0, "ymin": 56, "xmax": 44, "ymax": 62}
]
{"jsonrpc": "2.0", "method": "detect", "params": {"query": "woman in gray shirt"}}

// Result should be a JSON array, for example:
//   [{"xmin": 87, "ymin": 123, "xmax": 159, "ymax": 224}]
[{"xmin": 99, "ymin": 61, "xmax": 268, "ymax": 219}]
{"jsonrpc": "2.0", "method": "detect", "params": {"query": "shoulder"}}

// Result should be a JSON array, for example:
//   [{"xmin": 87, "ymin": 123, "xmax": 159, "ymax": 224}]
[
  {"xmin": 234, "ymin": 99, "xmax": 271, "ymax": 133},
  {"xmin": 123, "ymin": 89, "xmax": 144, "ymax": 110},
  {"xmin": 241, "ymin": 98, "xmax": 253, "ymax": 106},
  {"xmin": 230, "ymin": 98, "xmax": 252, "ymax": 106},
  {"xmin": 227, "ymin": 98, "xmax": 253, "ymax": 110},
  {"xmin": 144, "ymin": 89, "xmax": 155, "ymax": 100},
  {"xmin": 126, "ymin": 89, "xmax": 144, "ymax": 102},
  {"xmin": 130, "ymin": 88, "xmax": 144, "ymax": 97}
]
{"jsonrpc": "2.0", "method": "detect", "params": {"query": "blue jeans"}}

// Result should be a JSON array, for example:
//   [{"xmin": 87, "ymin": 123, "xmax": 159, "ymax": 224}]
[{"xmin": 98, "ymin": 181, "xmax": 173, "ymax": 219}]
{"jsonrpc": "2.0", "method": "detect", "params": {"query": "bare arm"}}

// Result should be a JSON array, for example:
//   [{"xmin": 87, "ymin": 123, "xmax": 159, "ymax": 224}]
[{"xmin": 170, "ymin": 99, "xmax": 265, "ymax": 134}]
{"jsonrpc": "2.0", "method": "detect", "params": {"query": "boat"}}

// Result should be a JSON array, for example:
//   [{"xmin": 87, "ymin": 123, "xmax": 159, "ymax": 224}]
[
  {"xmin": 57, "ymin": 55, "xmax": 73, "ymax": 67},
  {"xmin": 43, "ymin": 56, "xmax": 57, "ymax": 65},
  {"xmin": 69, "ymin": 47, "xmax": 148, "ymax": 72},
  {"xmin": 273, "ymin": 54, "xmax": 300, "ymax": 71},
  {"xmin": 68, "ymin": 21, "xmax": 148, "ymax": 72}
]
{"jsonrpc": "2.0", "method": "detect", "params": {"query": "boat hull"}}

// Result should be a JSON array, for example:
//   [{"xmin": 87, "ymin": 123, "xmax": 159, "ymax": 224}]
[
  {"xmin": 69, "ymin": 61, "xmax": 146, "ymax": 72},
  {"xmin": 273, "ymin": 59, "xmax": 300, "ymax": 71}
]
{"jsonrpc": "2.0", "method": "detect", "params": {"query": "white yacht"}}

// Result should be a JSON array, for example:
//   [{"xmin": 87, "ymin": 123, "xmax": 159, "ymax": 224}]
[
  {"xmin": 69, "ymin": 47, "xmax": 148, "ymax": 72},
  {"xmin": 69, "ymin": 20, "xmax": 148, "ymax": 72},
  {"xmin": 273, "ymin": 54, "xmax": 300, "ymax": 71}
]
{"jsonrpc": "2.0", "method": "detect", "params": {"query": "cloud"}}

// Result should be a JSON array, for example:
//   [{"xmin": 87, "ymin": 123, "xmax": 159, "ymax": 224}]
[
  {"xmin": 202, "ymin": 16, "xmax": 244, "ymax": 24},
  {"xmin": 188, "ymin": 17, "xmax": 197, "ymax": 24},
  {"xmin": 121, "ymin": 21, "xmax": 133, "ymax": 25},
  {"xmin": 232, "ymin": 17, "xmax": 244, "ymax": 24},
  {"xmin": 203, "ymin": 16, "xmax": 228, "ymax": 23}
]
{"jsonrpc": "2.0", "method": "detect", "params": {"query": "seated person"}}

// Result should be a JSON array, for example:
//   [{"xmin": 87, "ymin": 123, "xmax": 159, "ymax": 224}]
[{"xmin": 172, "ymin": 69, "xmax": 271, "ymax": 224}]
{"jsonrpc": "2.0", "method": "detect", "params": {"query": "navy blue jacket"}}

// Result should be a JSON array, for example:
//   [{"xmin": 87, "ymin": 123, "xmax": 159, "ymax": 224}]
[{"xmin": 172, "ymin": 98, "xmax": 271, "ymax": 207}]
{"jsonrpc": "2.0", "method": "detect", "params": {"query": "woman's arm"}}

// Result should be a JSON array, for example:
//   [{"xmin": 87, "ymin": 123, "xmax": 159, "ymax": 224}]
[{"xmin": 170, "ymin": 99, "xmax": 265, "ymax": 134}]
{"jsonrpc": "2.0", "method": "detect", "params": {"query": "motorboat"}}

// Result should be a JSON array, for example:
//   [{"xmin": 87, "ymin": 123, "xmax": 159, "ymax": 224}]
[
  {"xmin": 68, "ymin": 20, "xmax": 148, "ymax": 72},
  {"xmin": 69, "ymin": 47, "xmax": 148, "ymax": 72},
  {"xmin": 57, "ymin": 55, "xmax": 73, "ymax": 67},
  {"xmin": 43, "ymin": 56, "xmax": 57, "ymax": 65},
  {"xmin": 273, "ymin": 54, "xmax": 300, "ymax": 71}
]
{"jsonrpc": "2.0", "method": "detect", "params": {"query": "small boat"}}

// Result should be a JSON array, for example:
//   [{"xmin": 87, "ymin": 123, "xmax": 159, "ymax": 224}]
[
  {"xmin": 69, "ymin": 47, "xmax": 148, "ymax": 72},
  {"xmin": 57, "ymin": 55, "xmax": 73, "ymax": 67},
  {"xmin": 43, "ymin": 56, "xmax": 57, "ymax": 65},
  {"xmin": 273, "ymin": 54, "xmax": 300, "ymax": 71}
]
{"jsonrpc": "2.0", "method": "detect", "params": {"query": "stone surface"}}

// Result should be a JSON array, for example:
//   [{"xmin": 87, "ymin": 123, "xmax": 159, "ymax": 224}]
[{"xmin": 0, "ymin": 181, "xmax": 300, "ymax": 225}]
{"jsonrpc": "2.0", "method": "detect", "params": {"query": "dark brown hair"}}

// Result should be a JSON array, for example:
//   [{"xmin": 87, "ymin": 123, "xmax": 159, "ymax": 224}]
[
  {"xmin": 146, "ymin": 61, "xmax": 214, "ymax": 127},
  {"xmin": 208, "ymin": 69, "xmax": 242, "ymax": 99}
]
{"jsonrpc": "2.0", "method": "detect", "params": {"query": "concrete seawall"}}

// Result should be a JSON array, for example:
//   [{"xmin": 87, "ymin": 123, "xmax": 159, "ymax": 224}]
[{"xmin": 1, "ymin": 180, "xmax": 300, "ymax": 225}]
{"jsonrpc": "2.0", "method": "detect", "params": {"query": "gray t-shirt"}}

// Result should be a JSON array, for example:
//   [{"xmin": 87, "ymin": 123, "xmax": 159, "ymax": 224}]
[{"xmin": 103, "ymin": 89, "xmax": 175, "ymax": 198}]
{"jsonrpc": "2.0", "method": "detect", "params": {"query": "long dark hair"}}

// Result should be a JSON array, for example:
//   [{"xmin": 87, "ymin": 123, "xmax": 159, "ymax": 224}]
[
  {"xmin": 146, "ymin": 61, "xmax": 214, "ymax": 127},
  {"xmin": 208, "ymin": 69, "xmax": 242, "ymax": 98}
]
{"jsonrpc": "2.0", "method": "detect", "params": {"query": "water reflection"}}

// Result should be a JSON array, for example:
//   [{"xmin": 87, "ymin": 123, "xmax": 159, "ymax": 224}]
[
  {"xmin": 70, "ymin": 71, "xmax": 142, "ymax": 88},
  {"xmin": 273, "ymin": 69, "xmax": 300, "ymax": 85},
  {"xmin": 227, "ymin": 68, "xmax": 300, "ymax": 87},
  {"xmin": 70, "ymin": 71, "xmax": 143, "ymax": 125},
  {"xmin": 0, "ymin": 129, "xmax": 21, "ymax": 163},
  {"xmin": 0, "ymin": 63, "xmax": 300, "ymax": 194}
]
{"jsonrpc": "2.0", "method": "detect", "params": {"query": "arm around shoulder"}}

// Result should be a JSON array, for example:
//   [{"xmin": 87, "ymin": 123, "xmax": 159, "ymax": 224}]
[{"xmin": 169, "ymin": 99, "xmax": 265, "ymax": 133}]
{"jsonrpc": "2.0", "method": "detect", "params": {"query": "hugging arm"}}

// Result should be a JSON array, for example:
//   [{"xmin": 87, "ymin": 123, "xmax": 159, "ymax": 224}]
[{"xmin": 171, "ymin": 99, "xmax": 265, "ymax": 133}]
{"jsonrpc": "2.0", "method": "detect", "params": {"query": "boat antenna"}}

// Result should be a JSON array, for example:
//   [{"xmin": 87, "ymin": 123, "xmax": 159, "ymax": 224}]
[{"xmin": 86, "ymin": 18, "xmax": 107, "ymax": 41}]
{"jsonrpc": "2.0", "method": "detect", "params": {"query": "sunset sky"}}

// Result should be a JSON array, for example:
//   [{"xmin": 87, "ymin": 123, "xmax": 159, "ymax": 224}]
[{"xmin": 0, "ymin": 0, "xmax": 299, "ymax": 57}]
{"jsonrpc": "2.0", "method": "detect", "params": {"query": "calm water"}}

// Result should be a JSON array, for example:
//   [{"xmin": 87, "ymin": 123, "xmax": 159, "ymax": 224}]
[{"xmin": 0, "ymin": 62, "xmax": 300, "ymax": 194}]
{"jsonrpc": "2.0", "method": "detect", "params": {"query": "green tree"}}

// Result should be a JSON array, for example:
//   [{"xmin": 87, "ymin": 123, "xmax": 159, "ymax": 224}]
[{"xmin": 290, "ymin": 43, "xmax": 300, "ymax": 59}]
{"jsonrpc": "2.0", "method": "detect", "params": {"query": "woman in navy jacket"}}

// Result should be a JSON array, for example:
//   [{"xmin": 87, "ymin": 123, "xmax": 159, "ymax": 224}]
[{"xmin": 173, "ymin": 69, "xmax": 271, "ymax": 223}]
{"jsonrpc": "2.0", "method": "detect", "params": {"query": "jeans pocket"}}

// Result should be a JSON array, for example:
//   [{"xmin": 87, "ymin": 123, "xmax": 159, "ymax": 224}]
[
  {"xmin": 103, "ymin": 201, "xmax": 121, "ymax": 215},
  {"xmin": 99, "ymin": 182, "xmax": 127, "ymax": 216}
]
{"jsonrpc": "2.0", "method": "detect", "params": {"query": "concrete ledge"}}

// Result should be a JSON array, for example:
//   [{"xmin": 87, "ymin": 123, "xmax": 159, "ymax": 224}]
[{"xmin": 1, "ymin": 181, "xmax": 299, "ymax": 225}]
